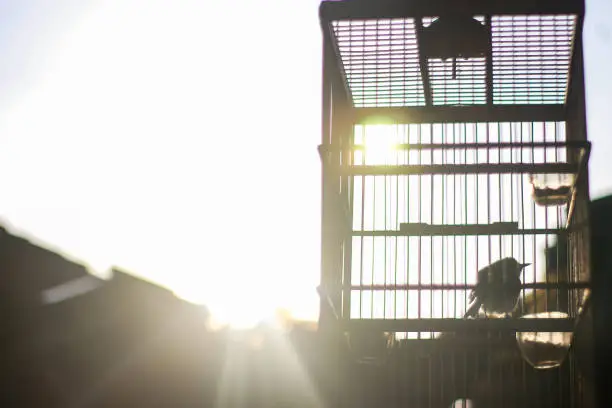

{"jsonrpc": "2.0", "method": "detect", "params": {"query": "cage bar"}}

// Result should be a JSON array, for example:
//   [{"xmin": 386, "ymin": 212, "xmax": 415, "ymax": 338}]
[
  {"xmin": 353, "ymin": 105, "xmax": 566, "ymax": 124},
  {"xmin": 319, "ymin": 0, "xmax": 585, "ymax": 23}
]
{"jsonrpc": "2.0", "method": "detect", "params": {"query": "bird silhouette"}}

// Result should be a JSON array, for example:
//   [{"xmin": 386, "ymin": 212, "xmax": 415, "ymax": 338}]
[{"xmin": 464, "ymin": 257, "xmax": 530, "ymax": 318}]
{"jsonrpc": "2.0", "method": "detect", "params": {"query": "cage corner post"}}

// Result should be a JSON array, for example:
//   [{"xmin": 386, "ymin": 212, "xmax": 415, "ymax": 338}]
[{"xmin": 318, "ymin": 8, "xmax": 353, "ymax": 335}]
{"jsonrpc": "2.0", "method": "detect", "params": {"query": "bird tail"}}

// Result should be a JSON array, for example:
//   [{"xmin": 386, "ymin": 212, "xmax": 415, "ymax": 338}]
[{"xmin": 464, "ymin": 299, "xmax": 482, "ymax": 318}]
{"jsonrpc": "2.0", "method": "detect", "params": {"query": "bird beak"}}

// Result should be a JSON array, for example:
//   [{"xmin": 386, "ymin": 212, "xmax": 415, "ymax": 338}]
[{"xmin": 521, "ymin": 263, "xmax": 531, "ymax": 269}]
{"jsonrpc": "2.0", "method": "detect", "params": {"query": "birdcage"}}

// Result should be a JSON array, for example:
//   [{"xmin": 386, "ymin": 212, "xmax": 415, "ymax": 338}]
[{"xmin": 317, "ymin": 0, "xmax": 592, "ymax": 407}]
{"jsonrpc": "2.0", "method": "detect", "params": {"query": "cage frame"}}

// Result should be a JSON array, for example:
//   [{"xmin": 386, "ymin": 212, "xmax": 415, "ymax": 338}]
[{"xmin": 318, "ymin": 0, "xmax": 590, "ymax": 335}]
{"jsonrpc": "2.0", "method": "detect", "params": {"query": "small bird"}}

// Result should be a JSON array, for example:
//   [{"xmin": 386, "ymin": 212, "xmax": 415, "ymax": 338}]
[{"xmin": 464, "ymin": 257, "xmax": 530, "ymax": 318}]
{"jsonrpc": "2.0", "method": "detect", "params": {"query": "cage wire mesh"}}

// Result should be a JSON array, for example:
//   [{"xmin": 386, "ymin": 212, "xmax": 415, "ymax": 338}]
[
  {"xmin": 344, "ymin": 121, "xmax": 586, "ymax": 340},
  {"xmin": 332, "ymin": 18, "xmax": 426, "ymax": 107},
  {"xmin": 331, "ymin": 14, "xmax": 576, "ymax": 107}
]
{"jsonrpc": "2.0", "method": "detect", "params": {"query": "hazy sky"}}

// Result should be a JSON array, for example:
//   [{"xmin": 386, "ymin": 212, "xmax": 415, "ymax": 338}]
[
  {"xmin": 0, "ymin": 0, "xmax": 610, "ymax": 327},
  {"xmin": 0, "ymin": 0, "xmax": 323, "ymax": 327}
]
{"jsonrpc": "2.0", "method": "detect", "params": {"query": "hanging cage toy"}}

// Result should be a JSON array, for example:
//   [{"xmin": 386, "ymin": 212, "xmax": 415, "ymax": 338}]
[{"xmin": 420, "ymin": 13, "xmax": 490, "ymax": 79}]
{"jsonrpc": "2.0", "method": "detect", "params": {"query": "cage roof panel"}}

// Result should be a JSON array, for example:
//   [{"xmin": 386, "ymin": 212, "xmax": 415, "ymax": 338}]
[
  {"xmin": 491, "ymin": 15, "xmax": 576, "ymax": 105},
  {"xmin": 330, "ymin": 14, "xmax": 577, "ymax": 108},
  {"xmin": 332, "ymin": 19, "xmax": 426, "ymax": 108}
]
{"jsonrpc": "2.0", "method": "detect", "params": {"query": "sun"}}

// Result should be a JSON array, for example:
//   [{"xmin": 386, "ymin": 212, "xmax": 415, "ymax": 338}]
[{"xmin": 356, "ymin": 124, "xmax": 401, "ymax": 166}]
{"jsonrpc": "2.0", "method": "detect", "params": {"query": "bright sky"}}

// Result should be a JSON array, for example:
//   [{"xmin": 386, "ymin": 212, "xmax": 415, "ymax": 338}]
[
  {"xmin": 0, "ymin": 0, "xmax": 610, "ymax": 328},
  {"xmin": 0, "ymin": 0, "xmax": 322, "ymax": 328}
]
